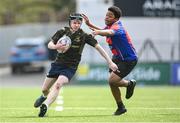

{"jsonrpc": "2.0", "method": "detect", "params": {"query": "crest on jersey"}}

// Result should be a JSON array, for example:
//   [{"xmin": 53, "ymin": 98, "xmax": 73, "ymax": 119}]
[{"xmin": 74, "ymin": 37, "xmax": 81, "ymax": 42}]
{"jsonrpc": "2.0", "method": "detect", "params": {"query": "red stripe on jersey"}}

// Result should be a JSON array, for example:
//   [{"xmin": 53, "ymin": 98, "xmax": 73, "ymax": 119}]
[
  {"xmin": 112, "ymin": 49, "xmax": 118, "ymax": 55},
  {"xmin": 106, "ymin": 38, "xmax": 112, "ymax": 45},
  {"xmin": 111, "ymin": 23, "xmax": 119, "ymax": 30},
  {"xmin": 125, "ymin": 30, "xmax": 132, "ymax": 43}
]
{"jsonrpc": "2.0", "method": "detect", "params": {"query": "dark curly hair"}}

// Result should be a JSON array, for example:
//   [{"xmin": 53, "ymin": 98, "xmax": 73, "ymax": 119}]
[{"xmin": 108, "ymin": 6, "xmax": 122, "ymax": 19}]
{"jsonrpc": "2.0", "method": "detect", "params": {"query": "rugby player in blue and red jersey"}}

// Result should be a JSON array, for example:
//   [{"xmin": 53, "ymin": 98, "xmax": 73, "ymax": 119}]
[{"xmin": 82, "ymin": 6, "xmax": 138, "ymax": 115}]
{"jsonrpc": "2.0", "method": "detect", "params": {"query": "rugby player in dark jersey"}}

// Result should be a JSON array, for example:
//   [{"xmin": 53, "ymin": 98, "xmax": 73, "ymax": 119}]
[
  {"xmin": 33, "ymin": 13, "xmax": 118, "ymax": 117},
  {"xmin": 82, "ymin": 6, "xmax": 138, "ymax": 115}
]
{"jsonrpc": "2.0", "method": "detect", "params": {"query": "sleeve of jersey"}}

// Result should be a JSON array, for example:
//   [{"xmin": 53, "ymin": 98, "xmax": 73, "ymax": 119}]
[
  {"xmin": 85, "ymin": 34, "xmax": 98, "ymax": 47},
  {"xmin": 110, "ymin": 24, "xmax": 121, "ymax": 36},
  {"xmin": 51, "ymin": 28, "xmax": 65, "ymax": 44}
]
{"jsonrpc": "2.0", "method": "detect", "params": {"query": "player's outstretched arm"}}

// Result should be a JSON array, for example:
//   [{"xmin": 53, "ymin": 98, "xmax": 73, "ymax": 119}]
[
  {"xmin": 95, "ymin": 44, "xmax": 118, "ymax": 71},
  {"xmin": 82, "ymin": 14, "xmax": 101, "ymax": 30},
  {"xmin": 92, "ymin": 29, "xmax": 114, "ymax": 37}
]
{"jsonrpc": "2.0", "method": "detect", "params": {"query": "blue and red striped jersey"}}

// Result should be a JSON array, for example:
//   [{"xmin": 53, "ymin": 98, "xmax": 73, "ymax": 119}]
[{"xmin": 105, "ymin": 21, "xmax": 138, "ymax": 61}]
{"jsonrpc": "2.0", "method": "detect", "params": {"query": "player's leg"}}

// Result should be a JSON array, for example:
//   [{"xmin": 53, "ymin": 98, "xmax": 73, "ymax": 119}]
[
  {"xmin": 109, "ymin": 72, "xmax": 127, "ymax": 115},
  {"xmin": 109, "ymin": 60, "xmax": 137, "ymax": 115},
  {"xmin": 112, "ymin": 78, "xmax": 136, "ymax": 99},
  {"xmin": 109, "ymin": 72, "xmax": 122, "ymax": 102},
  {"xmin": 41, "ymin": 77, "xmax": 57, "ymax": 96},
  {"xmin": 109, "ymin": 77, "xmax": 129, "ymax": 87},
  {"xmin": 112, "ymin": 60, "xmax": 137, "ymax": 98},
  {"xmin": 44, "ymin": 75, "xmax": 69, "ymax": 106},
  {"xmin": 34, "ymin": 77, "xmax": 57, "ymax": 108},
  {"xmin": 38, "ymin": 75, "xmax": 69, "ymax": 117}
]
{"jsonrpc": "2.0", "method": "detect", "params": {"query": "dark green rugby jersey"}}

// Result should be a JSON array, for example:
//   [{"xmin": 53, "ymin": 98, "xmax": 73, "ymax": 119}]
[{"xmin": 51, "ymin": 27, "xmax": 98, "ymax": 69}]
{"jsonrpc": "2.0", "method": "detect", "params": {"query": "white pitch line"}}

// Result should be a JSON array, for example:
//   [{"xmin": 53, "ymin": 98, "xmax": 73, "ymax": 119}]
[
  {"xmin": 64, "ymin": 107, "xmax": 180, "ymax": 110},
  {"xmin": 1, "ymin": 107, "xmax": 180, "ymax": 110},
  {"xmin": 0, "ymin": 121, "xmax": 180, "ymax": 123},
  {"xmin": 55, "ymin": 92, "xmax": 64, "ymax": 111},
  {"xmin": 56, "ymin": 100, "xmax": 64, "ymax": 105},
  {"xmin": 57, "ymin": 95, "xmax": 63, "ymax": 99},
  {"xmin": 55, "ymin": 106, "xmax": 64, "ymax": 111}
]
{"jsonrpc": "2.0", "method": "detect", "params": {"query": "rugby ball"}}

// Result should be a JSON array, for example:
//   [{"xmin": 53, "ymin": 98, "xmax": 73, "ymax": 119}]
[{"xmin": 57, "ymin": 35, "xmax": 71, "ymax": 53}]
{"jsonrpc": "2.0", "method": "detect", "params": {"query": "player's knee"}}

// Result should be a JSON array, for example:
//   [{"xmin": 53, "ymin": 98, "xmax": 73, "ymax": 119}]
[
  {"xmin": 54, "ymin": 82, "xmax": 63, "ymax": 90},
  {"xmin": 109, "ymin": 77, "xmax": 120, "ymax": 87},
  {"xmin": 109, "ymin": 79, "xmax": 116, "ymax": 86}
]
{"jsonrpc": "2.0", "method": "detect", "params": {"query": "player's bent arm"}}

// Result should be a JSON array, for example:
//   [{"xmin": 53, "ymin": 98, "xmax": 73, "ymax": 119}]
[
  {"xmin": 48, "ymin": 40, "xmax": 57, "ymax": 50},
  {"xmin": 48, "ymin": 40, "xmax": 67, "ymax": 51},
  {"xmin": 93, "ymin": 29, "xmax": 114, "ymax": 36},
  {"xmin": 88, "ymin": 23, "xmax": 101, "ymax": 30},
  {"xmin": 95, "ymin": 44, "xmax": 118, "ymax": 71}
]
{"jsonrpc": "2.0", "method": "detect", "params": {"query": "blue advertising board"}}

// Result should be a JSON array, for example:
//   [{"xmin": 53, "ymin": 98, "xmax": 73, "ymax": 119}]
[{"xmin": 171, "ymin": 63, "xmax": 180, "ymax": 85}]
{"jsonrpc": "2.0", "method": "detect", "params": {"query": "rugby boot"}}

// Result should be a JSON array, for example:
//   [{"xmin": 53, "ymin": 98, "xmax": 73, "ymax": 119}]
[
  {"xmin": 38, "ymin": 103, "xmax": 48, "ymax": 117},
  {"xmin": 126, "ymin": 79, "xmax": 136, "ymax": 99},
  {"xmin": 34, "ymin": 95, "xmax": 47, "ymax": 108}
]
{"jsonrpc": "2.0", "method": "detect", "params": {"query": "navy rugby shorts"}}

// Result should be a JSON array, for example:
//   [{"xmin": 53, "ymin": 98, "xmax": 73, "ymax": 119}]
[
  {"xmin": 109, "ymin": 59, "xmax": 137, "ymax": 78},
  {"xmin": 47, "ymin": 62, "xmax": 76, "ymax": 81}
]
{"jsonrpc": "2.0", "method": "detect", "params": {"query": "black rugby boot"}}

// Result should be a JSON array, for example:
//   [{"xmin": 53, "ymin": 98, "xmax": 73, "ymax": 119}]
[
  {"xmin": 38, "ymin": 104, "xmax": 48, "ymax": 117},
  {"xmin": 34, "ymin": 95, "xmax": 47, "ymax": 108},
  {"xmin": 126, "ymin": 79, "xmax": 136, "ymax": 99}
]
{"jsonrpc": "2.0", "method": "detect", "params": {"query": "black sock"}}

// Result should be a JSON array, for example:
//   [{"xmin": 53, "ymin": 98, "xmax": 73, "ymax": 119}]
[{"xmin": 117, "ymin": 102, "xmax": 124, "ymax": 109}]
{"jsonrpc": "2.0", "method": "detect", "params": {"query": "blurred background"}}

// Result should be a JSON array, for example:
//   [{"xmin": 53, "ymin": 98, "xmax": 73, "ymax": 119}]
[{"xmin": 0, "ymin": 0, "xmax": 180, "ymax": 86}]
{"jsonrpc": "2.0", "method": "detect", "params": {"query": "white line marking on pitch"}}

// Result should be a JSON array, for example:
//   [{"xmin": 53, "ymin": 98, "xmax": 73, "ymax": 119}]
[
  {"xmin": 0, "ymin": 121, "xmax": 180, "ymax": 123},
  {"xmin": 63, "ymin": 107, "xmax": 180, "ymax": 110},
  {"xmin": 1, "ymin": 107, "xmax": 180, "ymax": 110},
  {"xmin": 55, "ymin": 88, "xmax": 64, "ymax": 111},
  {"xmin": 56, "ymin": 100, "xmax": 64, "ymax": 105},
  {"xmin": 55, "ymin": 106, "xmax": 64, "ymax": 111},
  {"xmin": 57, "ymin": 95, "xmax": 63, "ymax": 99}
]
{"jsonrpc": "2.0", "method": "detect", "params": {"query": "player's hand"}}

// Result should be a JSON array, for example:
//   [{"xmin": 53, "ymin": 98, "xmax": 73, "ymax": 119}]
[
  {"xmin": 109, "ymin": 62, "xmax": 119, "ymax": 72},
  {"xmin": 90, "ymin": 28, "xmax": 98, "ymax": 37},
  {"xmin": 91, "ymin": 29, "xmax": 100, "ymax": 36},
  {"xmin": 89, "ymin": 27, "xmax": 99, "ymax": 36},
  {"xmin": 55, "ymin": 43, "xmax": 67, "ymax": 51},
  {"xmin": 89, "ymin": 27, "xmax": 96, "ymax": 31},
  {"xmin": 82, "ymin": 14, "xmax": 90, "ymax": 26}
]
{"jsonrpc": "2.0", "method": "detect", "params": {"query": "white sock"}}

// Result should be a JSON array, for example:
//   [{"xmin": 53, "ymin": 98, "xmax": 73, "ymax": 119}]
[{"xmin": 44, "ymin": 103, "xmax": 49, "ymax": 108}]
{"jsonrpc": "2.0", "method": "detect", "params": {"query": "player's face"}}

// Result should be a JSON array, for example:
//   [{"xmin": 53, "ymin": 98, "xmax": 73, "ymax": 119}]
[
  {"xmin": 70, "ymin": 19, "xmax": 82, "ymax": 32},
  {"xmin": 105, "ymin": 11, "xmax": 117, "ymax": 26}
]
